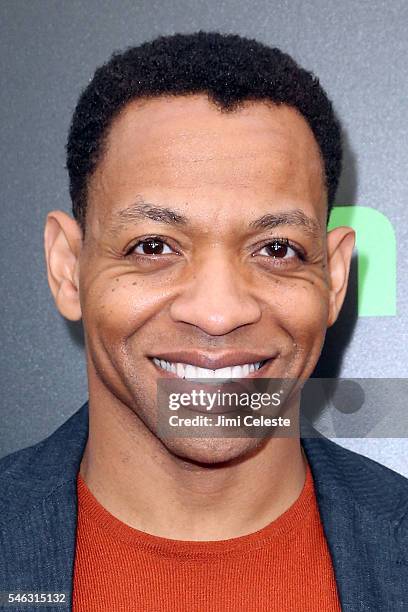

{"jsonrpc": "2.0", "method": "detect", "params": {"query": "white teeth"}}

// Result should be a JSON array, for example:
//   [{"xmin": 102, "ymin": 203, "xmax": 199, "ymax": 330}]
[
  {"xmin": 152, "ymin": 358, "xmax": 263, "ymax": 379},
  {"xmin": 216, "ymin": 367, "xmax": 232, "ymax": 378},
  {"xmin": 232, "ymin": 365, "xmax": 242, "ymax": 377},
  {"xmin": 185, "ymin": 364, "xmax": 196, "ymax": 378}
]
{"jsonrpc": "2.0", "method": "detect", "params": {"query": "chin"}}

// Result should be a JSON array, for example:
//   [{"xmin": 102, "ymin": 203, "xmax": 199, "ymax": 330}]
[{"xmin": 161, "ymin": 436, "xmax": 266, "ymax": 466}]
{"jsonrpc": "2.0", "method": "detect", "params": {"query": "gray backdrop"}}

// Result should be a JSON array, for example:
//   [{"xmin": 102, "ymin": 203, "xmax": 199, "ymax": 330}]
[{"xmin": 1, "ymin": 0, "xmax": 407, "ymax": 476}]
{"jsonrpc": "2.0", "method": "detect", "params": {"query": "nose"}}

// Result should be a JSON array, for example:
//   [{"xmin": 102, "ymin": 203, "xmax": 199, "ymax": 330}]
[{"xmin": 169, "ymin": 254, "xmax": 262, "ymax": 336}]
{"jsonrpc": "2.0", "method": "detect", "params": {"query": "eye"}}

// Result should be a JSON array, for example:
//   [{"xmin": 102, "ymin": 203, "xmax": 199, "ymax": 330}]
[
  {"xmin": 256, "ymin": 239, "xmax": 304, "ymax": 261},
  {"xmin": 132, "ymin": 238, "xmax": 175, "ymax": 256}
]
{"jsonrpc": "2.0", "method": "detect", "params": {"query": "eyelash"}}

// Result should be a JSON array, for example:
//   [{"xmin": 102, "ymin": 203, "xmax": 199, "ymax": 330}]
[{"xmin": 125, "ymin": 235, "xmax": 306, "ymax": 263}]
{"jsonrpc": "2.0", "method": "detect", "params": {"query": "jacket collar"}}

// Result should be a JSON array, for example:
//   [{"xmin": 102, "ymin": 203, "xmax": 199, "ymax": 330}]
[{"xmin": 1, "ymin": 401, "xmax": 407, "ymax": 611}]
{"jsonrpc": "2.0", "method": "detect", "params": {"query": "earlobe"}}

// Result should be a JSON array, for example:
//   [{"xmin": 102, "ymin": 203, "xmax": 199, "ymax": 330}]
[
  {"xmin": 326, "ymin": 226, "xmax": 356, "ymax": 327},
  {"xmin": 44, "ymin": 210, "xmax": 83, "ymax": 321}
]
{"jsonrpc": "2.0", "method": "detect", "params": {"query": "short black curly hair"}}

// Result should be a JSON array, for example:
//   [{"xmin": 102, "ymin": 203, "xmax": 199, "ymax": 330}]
[{"xmin": 66, "ymin": 31, "xmax": 342, "ymax": 234}]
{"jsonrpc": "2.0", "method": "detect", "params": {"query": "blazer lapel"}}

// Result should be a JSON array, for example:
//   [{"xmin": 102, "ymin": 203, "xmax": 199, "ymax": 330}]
[
  {"xmin": 0, "ymin": 402, "xmax": 89, "ymax": 611},
  {"xmin": 302, "ymin": 435, "xmax": 408, "ymax": 611}
]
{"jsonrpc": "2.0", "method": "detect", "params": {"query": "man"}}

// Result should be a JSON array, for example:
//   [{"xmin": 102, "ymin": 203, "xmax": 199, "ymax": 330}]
[{"xmin": 0, "ymin": 31, "xmax": 406, "ymax": 612}]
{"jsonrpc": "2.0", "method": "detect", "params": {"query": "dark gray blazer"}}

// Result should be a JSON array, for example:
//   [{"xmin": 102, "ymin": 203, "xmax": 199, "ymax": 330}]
[{"xmin": 0, "ymin": 401, "xmax": 407, "ymax": 611}]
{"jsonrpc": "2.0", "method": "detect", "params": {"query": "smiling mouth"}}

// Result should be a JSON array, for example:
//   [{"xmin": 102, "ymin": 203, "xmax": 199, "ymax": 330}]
[{"xmin": 151, "ymin": 358, "xmax": 270, "ymax": 379}]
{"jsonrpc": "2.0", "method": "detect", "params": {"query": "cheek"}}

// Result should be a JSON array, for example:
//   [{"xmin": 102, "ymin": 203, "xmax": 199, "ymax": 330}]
[
  {"xmin": 271, "ymin": 279, "xmax": 330, "ymax": 345},
  {"xmin": 81, "ymin": 275, "xmax": 174, "ymax": 340}
]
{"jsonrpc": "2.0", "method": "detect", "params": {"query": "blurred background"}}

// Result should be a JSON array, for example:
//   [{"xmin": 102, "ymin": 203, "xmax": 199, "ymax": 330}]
[{"xmin": 1, "ymin": 0, "xmax": 407, "ymax": 475}]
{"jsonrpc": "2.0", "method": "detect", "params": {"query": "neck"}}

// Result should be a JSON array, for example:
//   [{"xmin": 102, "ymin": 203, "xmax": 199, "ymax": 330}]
[{"xmin": 80, "ymin": 391, "xmax": 307, "ymax": 541}]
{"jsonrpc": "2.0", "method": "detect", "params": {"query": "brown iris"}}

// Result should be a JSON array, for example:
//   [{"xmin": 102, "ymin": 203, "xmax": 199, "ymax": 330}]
[
  {"xmin": 265, "ymin": 242, "xmax": 289, "ymax": 258},
  {"xmin": 140, "ymin": 239, "xmax": 165, "ymax": 255}
]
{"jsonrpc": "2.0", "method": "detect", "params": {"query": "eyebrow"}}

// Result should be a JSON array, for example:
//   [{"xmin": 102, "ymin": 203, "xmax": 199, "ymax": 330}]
[
  {"xmin": 108, "ymin": 200, "xmax": 188, "ymax": 236},
  {"xmin": 108, "ymin": 199, "xmax": 321, "ymax": 238},
  {"xmin": 248, "ymin": 209, "xmax": 322, "ymax": 237}
]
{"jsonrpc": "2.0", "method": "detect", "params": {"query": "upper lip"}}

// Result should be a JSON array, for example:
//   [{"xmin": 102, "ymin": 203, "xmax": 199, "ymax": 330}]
[{"xmin": 148, "ymin": 350, "xmax": 277, "ymax": 370}]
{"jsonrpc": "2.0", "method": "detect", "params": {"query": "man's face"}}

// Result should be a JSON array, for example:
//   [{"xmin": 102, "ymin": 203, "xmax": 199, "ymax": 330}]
[{"xmin": 53, "ymin": 95, "xmax": 351, "ymax": 463}]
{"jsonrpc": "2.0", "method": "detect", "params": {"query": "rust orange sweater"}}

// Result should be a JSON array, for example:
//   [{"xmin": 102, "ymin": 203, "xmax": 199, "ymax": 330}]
[{"xmin": 73, "ymin": 463, "xmax": 341, "ymax": 611}]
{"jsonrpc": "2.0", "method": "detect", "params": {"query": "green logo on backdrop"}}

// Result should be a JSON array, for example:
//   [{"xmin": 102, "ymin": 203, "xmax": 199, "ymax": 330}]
[{"xmin": 328, "ymin": 206, "xmax": 396, "ymax": 317}]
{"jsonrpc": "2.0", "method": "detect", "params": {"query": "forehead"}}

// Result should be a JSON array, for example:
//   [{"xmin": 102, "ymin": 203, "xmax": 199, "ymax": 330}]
[{"xmin": 87, "ymin": 94, "xmax": 326, "ymax": 229}]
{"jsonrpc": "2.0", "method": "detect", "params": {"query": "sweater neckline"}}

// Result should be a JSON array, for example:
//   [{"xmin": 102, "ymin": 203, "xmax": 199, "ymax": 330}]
[{"xmin": 76, "ymin": 462, "xmax": 315, "ymax": 559}]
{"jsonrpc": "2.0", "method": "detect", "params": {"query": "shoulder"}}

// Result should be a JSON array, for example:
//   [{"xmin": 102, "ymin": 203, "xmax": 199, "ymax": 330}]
[
  {"xmin": 0, "ymin": 402, "xmax": 89, "ymax": 524},
  {"xmin": 303, "ymin": 434, "xmax": 408, "ymax": 523}
]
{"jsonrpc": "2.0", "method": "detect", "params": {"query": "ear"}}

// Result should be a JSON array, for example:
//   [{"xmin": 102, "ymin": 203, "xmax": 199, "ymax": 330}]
[
  {"xmin": 326, "ymin": 226, "xmax": 356, "ymax": 327},
  {"xmin": 44, "ymin": 210, "xmax": 83, "ymax": 321}
]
